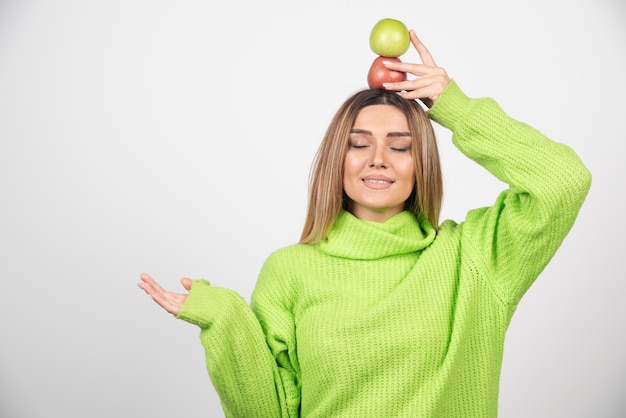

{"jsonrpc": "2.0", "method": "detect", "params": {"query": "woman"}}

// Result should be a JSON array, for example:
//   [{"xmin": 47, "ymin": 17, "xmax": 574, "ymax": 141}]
[{"xmin": 138, "ymin": 30, "xmax": 591, "ymax": 417}]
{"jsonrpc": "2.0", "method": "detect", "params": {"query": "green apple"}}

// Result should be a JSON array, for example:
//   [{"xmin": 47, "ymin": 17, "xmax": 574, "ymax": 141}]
[{"xmin": 369, "ymin": 18, "xmax": 410, "ymax": 57}]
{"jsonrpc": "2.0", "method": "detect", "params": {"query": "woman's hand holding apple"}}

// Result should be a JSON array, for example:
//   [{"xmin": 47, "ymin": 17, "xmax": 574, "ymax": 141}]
[{"xmin": 381, "ymin": 30, "xmax": 450, "ymax": 108}]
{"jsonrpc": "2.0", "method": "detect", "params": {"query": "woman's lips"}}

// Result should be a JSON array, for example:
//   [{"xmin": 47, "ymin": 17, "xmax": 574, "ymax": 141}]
[{"xmin": 362, "ymin": 175, "xmax": 394, "ymax": 189}]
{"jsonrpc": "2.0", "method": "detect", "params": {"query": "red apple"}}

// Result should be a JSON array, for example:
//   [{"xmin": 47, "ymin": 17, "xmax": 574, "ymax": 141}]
[{"xmin": 367, "ymin": 56, "xmax": 406, "ymax": 89}]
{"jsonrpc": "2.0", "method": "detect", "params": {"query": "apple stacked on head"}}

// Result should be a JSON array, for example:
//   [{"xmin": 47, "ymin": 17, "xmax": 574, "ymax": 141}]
[{"xmin": 367, "ymin": 18, "xmax": 410, "ymax": 89}]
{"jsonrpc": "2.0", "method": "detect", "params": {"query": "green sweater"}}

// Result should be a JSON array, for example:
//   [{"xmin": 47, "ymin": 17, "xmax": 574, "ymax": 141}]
[{"xmin": 178, "ymin": 81, "xmax": 592, "ymax": 417}]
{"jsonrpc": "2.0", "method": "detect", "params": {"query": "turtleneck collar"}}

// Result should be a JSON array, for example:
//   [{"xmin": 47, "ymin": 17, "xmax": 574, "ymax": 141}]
[{"xmin": 318, "ymin": 210, "xmax": 436, "ymax": 260}]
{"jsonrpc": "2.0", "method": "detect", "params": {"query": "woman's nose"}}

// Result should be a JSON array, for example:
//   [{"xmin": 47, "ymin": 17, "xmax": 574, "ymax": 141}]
[{"xmin": 369, "ymin": 147, "xmax": 387, "ymax": 168}]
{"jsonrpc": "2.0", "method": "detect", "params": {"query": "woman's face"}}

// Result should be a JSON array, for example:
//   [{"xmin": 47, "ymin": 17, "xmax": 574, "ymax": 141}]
[{"xmin": 343, "ymin": 104, "xmax": 415, "ymax": 222}]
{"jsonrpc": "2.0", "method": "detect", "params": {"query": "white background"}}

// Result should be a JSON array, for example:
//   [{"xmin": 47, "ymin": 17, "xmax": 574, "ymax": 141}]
[{"xmin": 0, "ymin": 0, "xmax": 624, "ymax": 417}]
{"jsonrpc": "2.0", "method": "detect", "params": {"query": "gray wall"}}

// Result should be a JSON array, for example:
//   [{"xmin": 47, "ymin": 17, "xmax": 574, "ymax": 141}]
[{"xmin": 1, "ymin": 0, "xmax": 624, "ymax": 417}]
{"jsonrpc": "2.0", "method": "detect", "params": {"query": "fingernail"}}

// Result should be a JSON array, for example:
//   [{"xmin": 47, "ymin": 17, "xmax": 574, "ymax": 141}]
[
  {"xmin": 382, "ymin": 60, "xmax": 392, "ymax": 65},
  {"xmin": 382, "ymin": 83, "xmax": 392, "ymax": 88}
]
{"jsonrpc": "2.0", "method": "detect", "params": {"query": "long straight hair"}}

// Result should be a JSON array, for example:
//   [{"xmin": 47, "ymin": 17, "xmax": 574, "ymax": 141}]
[{"xmin": 300, "ymin": 89, "xmax": 443, "ymax": 244}]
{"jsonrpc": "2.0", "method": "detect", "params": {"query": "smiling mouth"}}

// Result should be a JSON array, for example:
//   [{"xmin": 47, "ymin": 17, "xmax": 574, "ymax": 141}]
[{"xmin": 363, "ymin": 179, "xmax": 394, "ymax": 184}]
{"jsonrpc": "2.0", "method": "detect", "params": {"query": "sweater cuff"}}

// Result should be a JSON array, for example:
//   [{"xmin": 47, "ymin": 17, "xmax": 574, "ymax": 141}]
[
  {"xmin": 176, "ymin": 279, "xmax": 230, "ymax": 329},
  {"xmin": 427, "ymin": 79, "xmax": 474, "ymax": 131}
]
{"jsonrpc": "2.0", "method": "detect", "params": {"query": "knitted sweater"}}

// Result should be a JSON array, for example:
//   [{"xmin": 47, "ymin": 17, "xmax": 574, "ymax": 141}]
[{"xmin": 177, "ymin": 81, "xmax": 592, "ymax": 417}]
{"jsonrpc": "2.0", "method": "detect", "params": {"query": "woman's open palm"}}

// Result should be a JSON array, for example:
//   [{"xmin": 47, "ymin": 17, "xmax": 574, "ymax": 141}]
[{"xmin": 138, "ymin": 273, "xmax": 192, "ymax": 316}]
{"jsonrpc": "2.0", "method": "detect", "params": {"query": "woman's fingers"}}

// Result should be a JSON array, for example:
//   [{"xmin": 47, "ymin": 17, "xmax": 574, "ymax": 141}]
[
  {"xmin": 139, "ymin": 273, "xmax": 166, "ymax": 294},
  {"xmin": 381, "ymin": 61, "xmax": 440, "ymax": 77},
  {"xmin": 409, "ymin": 30, "xmax": 436, "ymax": 67},
  {"xmin": 149, "ymin": 289, "xmax": 187, "ymax": 316},
  {"xmin": 380, "ymin": 34, "xmax": 450, "ymax": 108},
  {"xmin": 181, "ymin": 277, "xmax": 193, "ymax": 291},
  {"xmin": 390, "ymin": 73, "xmax": 449, "ymax": 98},
  {"xmin": 139, "ymin": 273, "xmax": 167, "ymax": 300},
  {"xmin": 138, "ymin": 273, "xmax": 188, "ymax": 316}
]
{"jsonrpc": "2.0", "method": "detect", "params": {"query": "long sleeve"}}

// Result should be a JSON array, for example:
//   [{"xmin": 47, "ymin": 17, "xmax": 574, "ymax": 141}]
[
  {"xmin": 176, "ymin": 279, "xmax": 297, "ymax": 417},
  {"xmin": 428, "ymin": 80, "xmax": 592, "ymax": 310},
  {"xmin": 251, "ymin": 253, "xmax": 302, "ymax": 416}
]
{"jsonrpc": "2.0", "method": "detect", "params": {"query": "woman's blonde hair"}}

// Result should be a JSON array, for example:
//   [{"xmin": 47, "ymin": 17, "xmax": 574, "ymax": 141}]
[{"xmin": 300, "ymin": 89, "xmax": 442, "ymax": 244}]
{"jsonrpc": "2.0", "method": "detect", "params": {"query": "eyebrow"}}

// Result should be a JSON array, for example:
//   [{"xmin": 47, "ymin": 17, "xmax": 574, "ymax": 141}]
[{"xmin": 350, "ymin": 128, "xmax": 411, "ymax": 137}]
